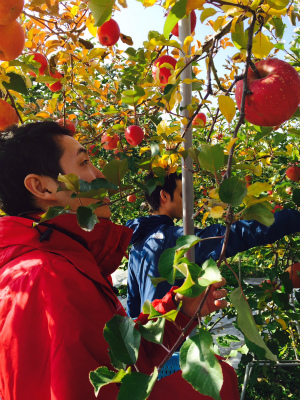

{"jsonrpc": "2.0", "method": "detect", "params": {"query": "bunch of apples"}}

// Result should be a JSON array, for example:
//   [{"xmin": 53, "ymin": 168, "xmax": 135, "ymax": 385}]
[{"xmin": 0, "ymin": 0, "xmax": 25, "ymax": 62}]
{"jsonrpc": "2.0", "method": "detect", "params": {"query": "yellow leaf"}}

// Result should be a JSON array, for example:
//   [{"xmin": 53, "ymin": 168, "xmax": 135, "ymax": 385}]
[
  {"xmin": 202, "ymin": 211, "xmax": 209, "ymax": 225},
  {"xmin": 140, "ymin": 146, "xmax": 150, "ymax": 155},
  {"xmin": 247, "ymin": 182, "xmax": 272, "ymax": 196},
  {"xmin": 143, "ymin": 0, "xmax": 158, "ymax": 7},
  {"xmin": 86, "ymin": 15, "xmax": 97, "ymax": 37},
  {"xmin": 218, "ymin": 95, "xmax": 236, "ymax": 123},
  {"xmin": 36, "ymin": 112, "xmax": 51, "ymax": 118},
  {"xmin": 252, "ymin": 32, "xmax": 274, "ymax": 59},
  {"xmin": 186, "ymin": 0, "xmax": 205, "ymax": 13},
  {"xmin": 210, "ymin": 206, "xmax": 225, "ymax": 218},
  {"xmin": 209, "ymin": 188, "xmax": 219, "ymax": 199},
  {"xmin": 226, "ymin": 137, "xmax": 238, "ymax": 152},
  {"xmin": 261, "ymin": 4, "xmax": 287, "ymax": 15},
  {"xmin": 165, "ymin": 0, "xmax": 176, "ymax": 8},
  {"xmin": 200, "ymin": 8, "xmax": 217, "ymax": 22},
  {"xmin": 275, "ymin": 316, "xmax": 287, "ymax": 330},
  {"xmin": 183, "ymin": 36, "xmax": 194, "ymax": 54},
  {"xmin": 213, "ymin": 16, "xmax": 225, "ymax": 32},
  {"xmin": 286, "ymin": 144, "xmax": 293, "ymax": 156}
]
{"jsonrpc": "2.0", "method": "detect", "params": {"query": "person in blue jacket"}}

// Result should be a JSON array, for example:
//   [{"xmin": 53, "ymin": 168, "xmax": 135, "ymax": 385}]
[{"xmin": 126, "ymin": 172, "xmax": 300, "ymax": 318}]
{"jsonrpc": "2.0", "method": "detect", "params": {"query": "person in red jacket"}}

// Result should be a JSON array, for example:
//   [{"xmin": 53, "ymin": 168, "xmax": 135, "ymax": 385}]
[{"xmin": 0, "ymin": 121, "xmax": 239, "ymax": 400}]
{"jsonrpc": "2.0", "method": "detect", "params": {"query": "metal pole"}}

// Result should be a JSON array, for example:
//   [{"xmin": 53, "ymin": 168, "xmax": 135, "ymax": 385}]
[{"xmin": 179, "ymin": 15, "xmax": 194, "ymax": 262}]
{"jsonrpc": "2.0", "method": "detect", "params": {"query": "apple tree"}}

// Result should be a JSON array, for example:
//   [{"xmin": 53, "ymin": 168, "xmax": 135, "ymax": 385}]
[{"xmin": 0, "ymin": 0, "xmax": 300, "ymax": 398}]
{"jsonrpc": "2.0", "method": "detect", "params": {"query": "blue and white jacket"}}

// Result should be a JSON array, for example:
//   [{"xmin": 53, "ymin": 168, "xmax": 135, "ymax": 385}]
[{"xmin": 126, "ymin": 209, "xmax": 300, "ymax": 318}]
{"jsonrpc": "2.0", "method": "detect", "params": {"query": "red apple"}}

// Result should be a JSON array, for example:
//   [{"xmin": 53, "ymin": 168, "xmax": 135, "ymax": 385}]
[
  {"xmin": 0, "ymin": 21, "xmax": 25, "ymax": 61},
  {"xmin": 171, "ymin": 10, "xmax": 197, "ymax": 37},
  {"xmin": 0, "ymin": 0, "xmax": 24, "ymax": 25},
  {"xmin": 217, "ymin": 134, "xmax": 223, "ymax": 140},
  {"xmin": 29, "ymin": 53, "xmax": 48, "ymax": 77},
  {"xmin": 286, "ymin": 166, "xmax": 300, "ymax": 182},
  {"xmin": 97, "ymin": 19, "xmax": 120, "ymax": 46},
  {"xmin": 192, "ymin": 112, "xmax": 206, "ymax": 127},
  {"xmin": 245, "ymin": 175, "xmax": 252, "ymax": 182},
  {"xmin": 285, "ymin": 263, "xmax": 300, "ymax": 288},
  {"xmin": 46, "ymin": 70, "xmax": 63, "ymax": 92},
  {"xmin": 127, "ymin": 194, "xmax": 137, "ymax": 203},
  {"xmin": 56, "ymin": 118, "xmax": 76, "ymax": 135},
  {"xmin": 125, "ymin": 125, "xmax": 144, "ymax": 146},
  {"xmin": 101, "ymin": 132, "xmax": 119, "ymax": 150},
  {"xmin": 88, "ymin": 144, "xmax": 99, "ymax": 156},
  {"xmin": 152, "ymin": 55, "xmax": 177, "ymax": 86},
  {"xmin": 235, "ymin": 58, "xmax": 300, "ymax": 126},
  {"xmin": 0, "ymin": 99, "xmax": 19, "ymax": 130},
  {"xmin": 267, "ymin": 190, "xmax": 273, "ymax": 195}
]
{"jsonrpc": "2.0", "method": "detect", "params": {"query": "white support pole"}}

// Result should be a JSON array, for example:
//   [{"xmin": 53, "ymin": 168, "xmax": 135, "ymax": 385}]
[{"xmin": 179, "ymin": 15, "xmax": 195, "ymax": 262}]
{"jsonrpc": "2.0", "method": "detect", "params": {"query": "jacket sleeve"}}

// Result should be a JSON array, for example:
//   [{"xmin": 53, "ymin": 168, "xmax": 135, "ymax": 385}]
[{"xmin": 193, "ymin": 209, "xmax": 300, "ymax": 265}]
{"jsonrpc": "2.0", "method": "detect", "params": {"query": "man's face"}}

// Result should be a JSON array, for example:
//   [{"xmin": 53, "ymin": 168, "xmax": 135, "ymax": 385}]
[
  {"xmin": 55, "ymin": 134, "xmax": 111, "ymax": 219},
  {"xmin": 168, "ymin": 179, "xmax": 183, "ymax": 220}
]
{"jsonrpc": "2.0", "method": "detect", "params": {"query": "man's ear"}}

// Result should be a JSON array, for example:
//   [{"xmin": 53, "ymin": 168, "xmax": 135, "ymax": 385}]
[
  {"xmin": 160, "ymin": 189, "xmax": 169, "ymax": 204},
  {"xmin": 24, "ymin": 174, "xmax": 58, "ymax": 201}
]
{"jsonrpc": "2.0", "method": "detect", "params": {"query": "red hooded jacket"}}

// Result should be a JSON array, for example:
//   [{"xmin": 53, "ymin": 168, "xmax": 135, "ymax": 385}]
[{"xmin": 0, "ymin": 214, "xmax": 239, "ymax": 400}]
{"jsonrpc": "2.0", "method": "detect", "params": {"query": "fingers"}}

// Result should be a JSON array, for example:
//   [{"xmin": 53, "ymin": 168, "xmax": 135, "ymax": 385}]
[
  {"xmin": 214, "ymin": 299, "xmax": 228, "ymax": 309},
  {"xmin": 212, "ymin": 277, "xmax": 226, "ymax": 289}
]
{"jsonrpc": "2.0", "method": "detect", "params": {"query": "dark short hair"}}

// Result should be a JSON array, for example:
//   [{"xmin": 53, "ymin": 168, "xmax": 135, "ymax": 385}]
[
  {"xmin": 145, "ymin": 171, "xmax": 182, "ymax": 212},
  {"xmin": 0, "ymin": 121, "xmax": 71, "ymax": 216}
]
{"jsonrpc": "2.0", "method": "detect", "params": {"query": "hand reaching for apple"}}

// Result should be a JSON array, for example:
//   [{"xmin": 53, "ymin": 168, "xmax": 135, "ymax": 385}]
[{"xmin": 174, "ymin": 278, "xmax": 228, "ymax": 319}]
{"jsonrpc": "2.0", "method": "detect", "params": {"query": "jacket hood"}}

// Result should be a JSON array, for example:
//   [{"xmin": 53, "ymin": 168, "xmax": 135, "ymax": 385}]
[
  {"xmin": 126, "ymin": 215, "xmax": 174, "ymax": 245},
  {"xmin": 0, "ymin": 214, "xmax": 133, "ymax": 282}
]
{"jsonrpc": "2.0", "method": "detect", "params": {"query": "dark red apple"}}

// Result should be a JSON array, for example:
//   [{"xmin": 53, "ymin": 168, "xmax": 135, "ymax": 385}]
[
  {"xmin": 46, "ymin": 70, "xmax": 63, "ymax": 92},
  {"xmin": 286, "ymin": 165, "xmax": 300, "ymax": 182},
  {"xmin": 171, "ymin": 10, "xmax": 197, "ymax": 37},
  {"xmin": 56, "ymin": 118, "xmax": 76, "ymax": 135},
  {"xmin": 125, "ymin": 125, "xmax": 144, "ymax": 146},
  {"xmin": 245, "ymin": 175, "xmax": 252, "ymax": 182},
  {"xmin": 235, "ymin": 58, "xmax": 300, "ymax": 126},
  {"xmin": 97, "ymin": 19, "xmax": 120, "ymax": 46},
  {"xmin": 88, "ymin": 144, "xmax": 99, "ymax": 156},
  {"xmin": 192, "ymin": 112, "xmax": 206, "ymax": 127},
  {"xmin": 29, "ymin": 53, "xmax": 48, "ymax": 77},
  {"xmin": 285, "ymin": 263, "xmax": 300, "ymax": 288},
  {"xmin": 152, "ymin": 55, "xmax": 177, "ymax": 86},
  {"xmin": 127, "ymin": 194, "xmax": 137, "ymax": 203},
  {"xmin": 101, "ymin": 132, "xmax": 119, "ymax": 150}
]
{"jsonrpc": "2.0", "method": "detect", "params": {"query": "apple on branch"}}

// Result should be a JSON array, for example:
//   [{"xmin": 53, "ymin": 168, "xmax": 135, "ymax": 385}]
[
  {"xmin": 152, "ymin": 55, "xmax": 177, "ymax": 86},
  {"xmin": 0, "ymin": 20, "xmax": 25, "ymax": 61},
  {"xmin": 97, "ymin": 19, "xmax": 120, "ymax": 47},
  {"xmin": 285, "ymin": 263, "xmax": 300, "ymax": 288},
  {"xmin": 56, "ymin": 118, "xmax": 76, "ymax": 136},
  {"xmin": 171, "ymin": 10, "xmax": 197, "ymax": 37},
  {"xmin": 29, "ymin": 53, "xmax": 48, "ymax": 77},
  {"xmin": 0, "ymin": 0, "xmax": 24, "ymax": 25},
  {"xmin": 127, "ymin": 194, "xmax": 137, "ymax": 203},
  {"xmin": 0, "ymin": 99, "xmax": 19, "ymax": 130},
  {"xmin": 192, "ymin": 112, "xmax": 206, "ymax": 127},
  {"xmin": 286, "ymin": 165, "xmax": 300, "ymax": 182},
  {"xmin": 46, "ymin": 70, "xmax": 63, "ymax": 92},
  {"xmin": 235, "ymin": 58, "xmax": 300, "ymax": 127},
  {"xmin": 125, "ymin": 125, "xmax": 144, "ymax": 146},
  {"xmin": 101, "ymin": 132, "xmax": 120, "ymax": 150}
]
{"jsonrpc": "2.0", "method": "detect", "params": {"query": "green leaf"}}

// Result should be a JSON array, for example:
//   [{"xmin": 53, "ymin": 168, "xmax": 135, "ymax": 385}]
[
  {"xmin": 219, "ymin": 177, "xmax": 247, "ymax": 207},
  {"xmin": 138, "ymin": 318, "xmax": 166, "ymax": 345},
  {"xmin": 158, "ymin": 247, "xmax": 185, "ymax": 285},
  {"xmin": 243, "ymin": 202, "xmax": 275, "ymax": 227},
  {"xmin": 90, "ymin": 367, "xmax": 126, "ymax": 397},
  {"xmin": 102, "ymin": 159, "xmax": 128, "ymax": 186},
  {"xmin": 231, "ymin": 21, "xmax": 247, "ymax": 50},
  {"xmin": 270, "ymin": 16, "xmax": 285, "ymax": 38},
  {"xmin": 150, "ymin": 143, "xmax": 160, "ymax": 157},
  {"xmin": 35, "ymin": 206, "xmax": 68, "ymax": 225},
  {"xmin": 58, "ymin": 173, "xmax": 80, "ymax": 192},
  {"xmin": 144, "ymin": 175, "xmax": 164, "ymax": 195},
  {"xmin": 198, "ymin": 144, "xmax": 225, "ymax": 174},
  {"xmin": 104, "ymin": 315, "xmax": 141, "ymax": 365},
  {"xmin": 2, "ymin": 72, "xmax": 28, "ymax": 95},
  {"xmin": 230, "ymin": 287, "xmax": 277, "ymax": 361},
  {"xmin": 201, "ymin": 259, "xmax": 222, "ymax": 284},
  {"xmin": 292, "ymin": 188, "xmax": 300, "ymax": 206},
  {"xmin": 253, "ymin": 125, "xmax": 273, "ymax": 141},
  {"xmin": 149, "ymin": 276, "xmax": 167, "ymax": 287},
  {"xmin": 122, "ymin": 86, "xmax": 145, "ymax": 105},
  {"xmin": 76, "ymin": 206, "xmax": 98, "ymax": 231},
  {"xmin": 88, "ymin": 0, "xmax": 114, "ymax": 26},
  {"xmin": 117, "ymin": 369, "xmax": 158, "ymax": 400},
  {"xmin": 174, "ymin": 262, "xmax": 206, "ymax": 297},
  {"xmin": 180, "ymin": 329, "xmax": 223, "ymax": 400},
  {"xmin": 163, "ymin": 0, "xmax": 187, "ymax": 38}
]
